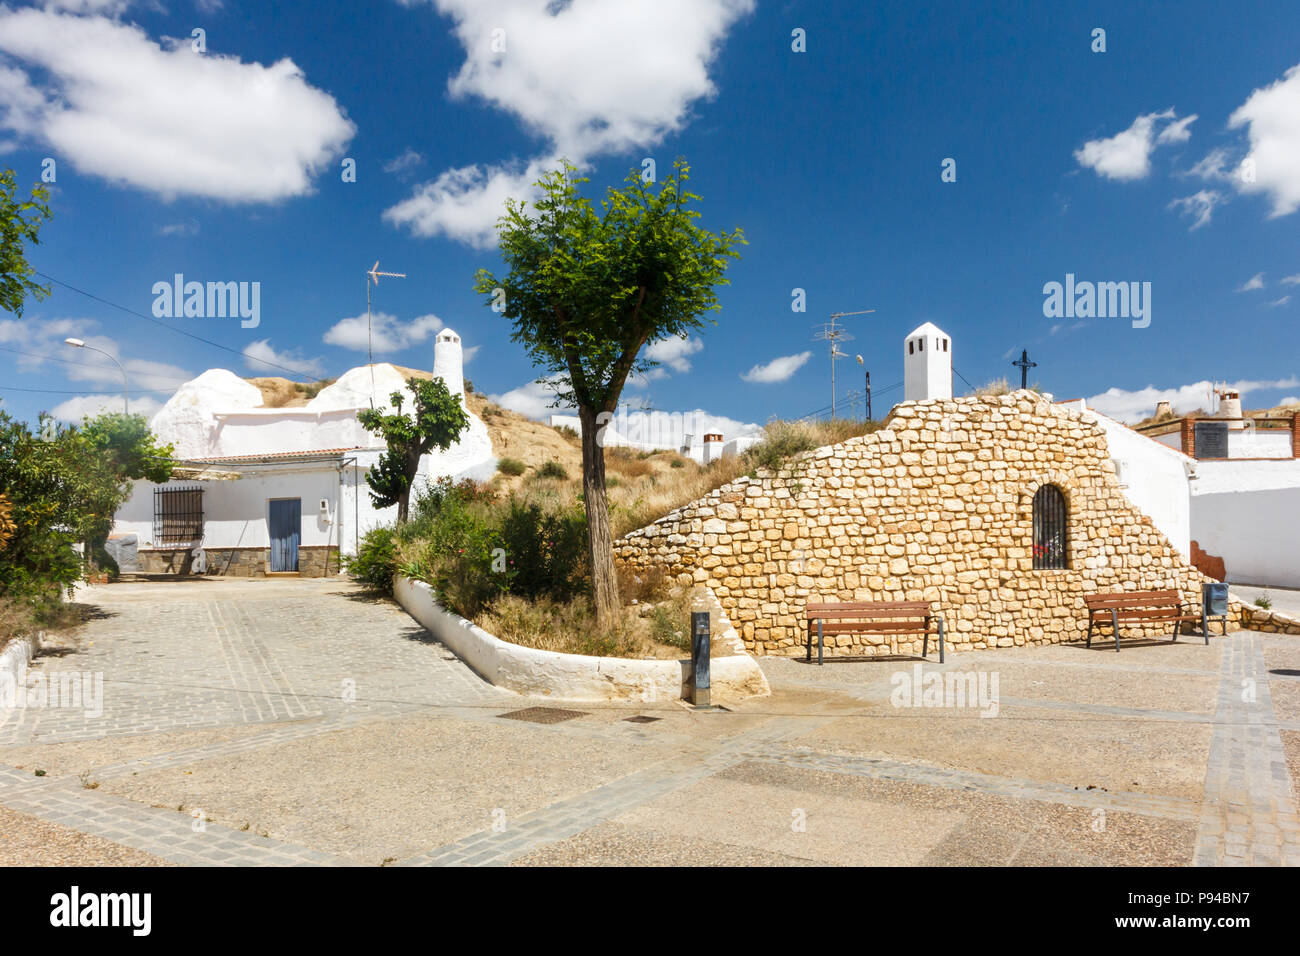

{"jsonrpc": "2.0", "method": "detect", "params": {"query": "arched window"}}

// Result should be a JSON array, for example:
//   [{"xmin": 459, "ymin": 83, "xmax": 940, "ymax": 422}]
[{"xmin": 1032, "ymin": 484, "xmax": 1068, "ymax": 569}]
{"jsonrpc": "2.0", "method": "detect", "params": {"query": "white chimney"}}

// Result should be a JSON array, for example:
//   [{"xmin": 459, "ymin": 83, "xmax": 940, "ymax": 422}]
[
  {"xmin": 903, "ymin": 322, "xmax": 953, "ymax": 402},
  {"xmin": 1216, "ymin": 388, "xmax": 1244, "ymax": 430},
  {"xmin": 433, "ymin": 328, "xmax": 464, "ymax": 398},
  {"xmin": 703, "ymin": 433, "xmax": 724, "ymax": 464}
]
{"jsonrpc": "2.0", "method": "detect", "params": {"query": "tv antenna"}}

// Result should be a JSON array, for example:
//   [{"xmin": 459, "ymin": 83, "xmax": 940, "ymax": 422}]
[
  {"xmin": 365, "ymin": 260, "xmax": 407, "ymax": 407},
  {"xmin": 813, "ymin": 309, "xmax": 874, "ymax": 419}
]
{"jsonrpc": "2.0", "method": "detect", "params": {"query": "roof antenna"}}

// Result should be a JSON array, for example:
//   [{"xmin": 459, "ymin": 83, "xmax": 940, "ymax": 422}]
[
  {"xmin": 365, "ymin": 260, "xmax": 407, "ymax": 408},
  {"xmin": 813, "ymin": 308, "xmax": 874, "ymax": 419}
]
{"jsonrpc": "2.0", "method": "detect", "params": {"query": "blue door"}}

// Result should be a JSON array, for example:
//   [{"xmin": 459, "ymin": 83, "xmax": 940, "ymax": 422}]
[{"xmin": 269, "ymin": 499, "xmax": 301, "ymax": 572}]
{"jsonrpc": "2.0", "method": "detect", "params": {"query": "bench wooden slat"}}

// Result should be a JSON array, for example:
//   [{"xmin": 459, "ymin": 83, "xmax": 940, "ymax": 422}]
[
  {"xmin": 804, "ymin": 599, "xmax": 944, "ymax": 664},
  {"xmin": 1084, "ymin": 590, "xmax": 1181, "ymax": 607},
  {"xmin": 806, "ymin": 606, "xmax": 931, "ymax": 620},
  {"xmin": 808, "ymin": 621, "xmax": 934, "ymax": 634}
]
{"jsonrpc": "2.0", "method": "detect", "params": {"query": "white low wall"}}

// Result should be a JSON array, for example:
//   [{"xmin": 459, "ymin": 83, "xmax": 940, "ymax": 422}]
[
  {"xmin": 1192, "ymin": 459, "xmax": 1300, "ymax": 588},
  {"xmin": 393, "ymin": 576, "xmax": 770, "ymax": 703}
]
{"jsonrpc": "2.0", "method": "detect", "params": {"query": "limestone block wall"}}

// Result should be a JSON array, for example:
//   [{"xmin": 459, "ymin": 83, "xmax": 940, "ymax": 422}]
[
  {"xmin": 136, "ymin": 545, "xmax": 339, "ymax": 577},
  {"xmin": 615, "ymin": 392, "xmax": 1238, "ymax": 657}
]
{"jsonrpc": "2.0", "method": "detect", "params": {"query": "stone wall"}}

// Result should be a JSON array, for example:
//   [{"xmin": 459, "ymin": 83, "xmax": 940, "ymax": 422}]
[
  {"xmin": 136, "ymin": 545, "xmax": 339, "ymax": 577},
  {"xmin": 615, "ymin": 392, "xmax": 1239, "ymax": 657}
]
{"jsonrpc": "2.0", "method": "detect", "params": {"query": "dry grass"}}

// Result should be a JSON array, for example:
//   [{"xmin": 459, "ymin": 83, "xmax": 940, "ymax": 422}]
[{"xmin": 478, "ymin": 594, "xmax": 690, "ymax": 659}]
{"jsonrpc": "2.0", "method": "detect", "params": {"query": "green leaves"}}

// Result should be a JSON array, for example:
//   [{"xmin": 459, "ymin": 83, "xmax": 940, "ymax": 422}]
[
  {"xmin": 0, "ymin": 168, "xmax": 53, "ymax": 318},
  {"xmin": 356, "ymin": 377, "xmax": 471, "ymax": 520},
  {"xmin": 474, "ymin": 158, "xmax": 744, "ymax": 412}
]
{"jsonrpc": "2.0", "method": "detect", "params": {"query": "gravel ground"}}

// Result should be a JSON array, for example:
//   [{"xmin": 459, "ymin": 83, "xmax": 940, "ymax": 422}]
[{"xmin": 0, "ymin": 804, "xmax": 175, "ymax": 867}]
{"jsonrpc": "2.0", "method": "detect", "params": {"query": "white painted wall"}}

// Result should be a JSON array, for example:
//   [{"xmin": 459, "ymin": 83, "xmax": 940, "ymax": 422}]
[
  {"xmin": 1065, "ymin": 401, "xmax": 1193, "ymax": 559},
  {"xmin": 1147, "ymin": 425, "xmax": 1291, "ymax": 458},
  {"xmin": 116, "ymin": 464, "xmax": 343, "ymax": 551},
  {"xmin": 1190, "ymin": 459, "xmax": 1300, "ymax": 588}
]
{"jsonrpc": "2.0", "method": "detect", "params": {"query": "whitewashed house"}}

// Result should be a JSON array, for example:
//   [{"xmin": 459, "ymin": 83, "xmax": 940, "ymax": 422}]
[{"xmin": 109, "ymin": 329, "xmax": 495, "ymax": 576}]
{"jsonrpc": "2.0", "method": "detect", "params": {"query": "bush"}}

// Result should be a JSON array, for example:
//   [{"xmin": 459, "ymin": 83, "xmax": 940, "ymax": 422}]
[
  {"xmin": 343, "ymin": 526, "xmax": 399, "ymax": 595},
  {"xmin": 497, "ymin": 457, "xmax": 526, "ymax": 476},
  {"xmin": 400, "ymin": 502, "xmax": 505, "ymax": 617},
  {"xmin": 536, "ymin": 460, "xmax": 568, "ymax": 480},
  {"xmin": 670, "ymin": 458, "xmax": 685, "ymax": 469},
  {"xmin": 499, "ymin": 499, "xmax": 588, "ymax": 602}
]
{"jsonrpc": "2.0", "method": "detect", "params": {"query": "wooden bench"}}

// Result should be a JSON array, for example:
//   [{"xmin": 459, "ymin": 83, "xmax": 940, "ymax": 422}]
[
  {"xmin": 1083, "ymin": 589, "xmax": 1219, "ymax": 652},
  {"xmin": 805, "ymin": 601, "xmax": 945, "ymax": 665}
]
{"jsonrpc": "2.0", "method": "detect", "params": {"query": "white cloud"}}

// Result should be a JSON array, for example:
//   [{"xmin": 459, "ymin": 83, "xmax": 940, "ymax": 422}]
[
  {"xmin": 644, "ymin": 335, "xmax": 703, "ymax": 374},
  {"xmin": 1228, "ymin": 62, "xmax": 1300, "ymax": 217},
  {"xmin": 0, "ymin": 7, "xmax": 354, "ymax": 202},
  {"xmin": 1074, "ymin": 108, "xmax": 1196, "ymax": 181},
  {"xmin": 1279, "ymin": 396, "xmax": 1300, "ymax": 407},
  {"xmin": 1088, "ymin": 376, "xmax": 1300, "ymax": 423},
  {"xmin": 385, "ymin": 0, "xmax": 754, "ymax": 245},
  {"xmin": 489, "ymin": 376, "xmax": 570, "ymax": 419},
  {"xmin": 383, "ymin": 159, "xmax": 552, "ymax": 248},
  {"xmin": 382, "ymin": 147, "xmax": 424, "ymax": 177},
  {"xmin": 0, "ymin": 318, "xmax": 192, "ymax": 391},
  {"xmin": 1265, "ymin": 295, "xmax": 1291, "ymax": 308},
  {"xmin": 741, "ymin": 350, "xmax": 812, "ymax": 384},
  {"xmin": 1167, "ymin": 189, "xmax": 1224, "ymax": 230},
  {"xmin": 1238, "ymin": 272, "xmax": 1266, "ymax": 291},
  {"xmin": 322, "ymin": 311, "xmax": 444, "ymax": 353},
  {"xmin": 1281, "ymin": 273, "xmax": 1300, "ymax": 285},
  {"xmin": 242, "ymin": 339, "xmax": 325, "ymax": 378},
  {"xmin": 157, "ymin": 218, "xmax": 199, "ymax": 237},
  {"xmin": 51, "ymin": 393, "xmax": 162, "ymax": 423}
]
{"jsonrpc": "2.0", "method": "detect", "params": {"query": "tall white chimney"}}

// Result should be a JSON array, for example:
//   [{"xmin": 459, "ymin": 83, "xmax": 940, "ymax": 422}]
[
  {"xmin": 433, "ymin": 328, "xmax": 464, "ymax": 398},
  {"xmin": 903, "ymin": 322, "xmax": 953, "ymax": 402}
]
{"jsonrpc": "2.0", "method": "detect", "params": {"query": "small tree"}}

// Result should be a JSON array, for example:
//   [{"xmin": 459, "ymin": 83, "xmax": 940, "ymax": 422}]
[
  {"xmin": 474, "ymin": 160, "xmax": 743, "ymax": 624},
  {"xmin": 0, "ymin": 168, "xmax": 52, "ymax": 317},
  {"xmin": 358, "ymin": 377, "xmax": 470, "ymax": 522},
  {"xmin": 76, "ymin": 413, "xmax": 175, "ymax": 569}
]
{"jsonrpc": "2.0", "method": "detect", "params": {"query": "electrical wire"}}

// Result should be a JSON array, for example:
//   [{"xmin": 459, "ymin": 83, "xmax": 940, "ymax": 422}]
[{"xmin": 30, "ymin": 269, "xmax": 319, "ymax": 382}]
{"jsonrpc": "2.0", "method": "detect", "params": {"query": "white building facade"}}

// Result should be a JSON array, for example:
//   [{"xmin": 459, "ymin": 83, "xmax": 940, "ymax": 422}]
[{"xmin": 110, "ymin": 330, "xmax": 495, "ymax": 576}]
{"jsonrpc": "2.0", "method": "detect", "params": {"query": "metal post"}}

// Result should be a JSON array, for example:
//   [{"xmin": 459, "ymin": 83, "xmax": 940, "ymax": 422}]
[
  {"xmin": 690, "ymin": 611, "xmax": 710, "ymax": 707},
  {"xmin": 865, "ymin": 370, "xmax": 871, "ymax": 421}
]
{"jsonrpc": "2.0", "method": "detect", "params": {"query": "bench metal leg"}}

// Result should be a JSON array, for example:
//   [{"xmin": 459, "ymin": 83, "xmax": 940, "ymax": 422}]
[
  {"xmin": 817, "ymin": 618, "xmax": 824, "ymax": 666},
  {"xmin": 937, "ymin": 617, "xmax": 945, "ymax": 664},
  {"xmin": 1086, "ymin": 617, "xmax": 1093, "ymax": 648},
  {"xmin": 1111, "ymin": 609, "xmax": 1121, "ymax": 652},
  {"xmin": 922, "ymin": 618, "xmax": 928, "ymax": 660},
  {"xmin": 806, "ymin": 625, "xmax": 811, "ymax": 663}
]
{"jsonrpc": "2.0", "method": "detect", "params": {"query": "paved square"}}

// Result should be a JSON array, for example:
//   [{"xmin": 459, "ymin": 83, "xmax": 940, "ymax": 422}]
[{"xmin": 1, "ymin": 578, "xmax": 1297, "ymax": 866}]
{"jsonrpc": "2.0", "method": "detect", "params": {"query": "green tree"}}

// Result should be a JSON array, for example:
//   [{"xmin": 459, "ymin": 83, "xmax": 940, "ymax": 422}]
[
  {"xmin": 0, "ymin": 168, "xmax": 53, "ymax": 317},
  {"xmin": 76, "ymin": 413, "xmax": 175, "ymax": 568},
  {"xmin": 474, "ymin": 159, "xmax": 743, "ymax": 623},
  {"xmin": 0, "ymin": 411, "xmax": 175, "ymax": 600},
  {"xmin": 358, "ymin": 377, "xmax": 470, "ymax": 522}
]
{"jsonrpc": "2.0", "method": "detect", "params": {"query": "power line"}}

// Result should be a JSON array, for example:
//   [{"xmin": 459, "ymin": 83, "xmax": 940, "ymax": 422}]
[
  {"xmin": 0, "ymin": 345, "xmax": 190, "ymax": 387},
  {"xmin": 31, "ymin": 270, "xmax": 320, "ymax": 382},
  {"xmin": 0, "ymin": 384, "xmax": 177, "ymax": 395},
  {"xmin": 952, "ymin": 365, "xmax": 978, "ymax": 394}
]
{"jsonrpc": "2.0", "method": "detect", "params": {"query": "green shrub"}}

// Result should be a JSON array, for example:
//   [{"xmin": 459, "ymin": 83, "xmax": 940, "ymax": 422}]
[
  {"xmin": 499, "ymin": 499, "xmax": 588, "ymax": 602},
  {"xmin": 343, "ymin": 526, "xmax": 398, "ymax": 595},
  {"xmin": 400, "ymin": 502, "xmax": 506, "ymax": 617},
  {"xmin": 497, "ymin": 457, "xmax": 526, "ymax": 476},
  {"xmin": 536, "ymin": 460, "xmax": 568, "ymax": 480},
  {"xmin": 670, "ymin": 458, "xmax": 685, "ymax": 469}
]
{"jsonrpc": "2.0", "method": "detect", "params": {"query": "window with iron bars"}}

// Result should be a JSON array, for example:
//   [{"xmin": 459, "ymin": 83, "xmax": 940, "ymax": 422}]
[
  {"xmin": 153, "ymin": 486, "xmax": 204, "ymax": 546},
  {"xmin": 1031, "ymin": 484, "xmax": 1068, "ymax": 570}
]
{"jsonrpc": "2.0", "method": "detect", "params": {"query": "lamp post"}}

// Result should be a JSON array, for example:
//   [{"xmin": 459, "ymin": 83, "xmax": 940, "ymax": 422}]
[
  {"xmin": 856, "ymin": 354, "xmax": 870, "ymax": 421},
  {"xmin": 65, "ymin": 338, "xmax": 128, "ymax": 414}
]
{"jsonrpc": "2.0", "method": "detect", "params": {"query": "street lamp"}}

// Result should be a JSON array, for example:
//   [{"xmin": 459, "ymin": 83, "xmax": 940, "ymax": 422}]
[
  {"xmin": 65, "ymin": 338, "xmax": 128, "ymax": 414},
  {"xmin": 855, "ymin": 354, "xmax": 870, "ymax": 421}
]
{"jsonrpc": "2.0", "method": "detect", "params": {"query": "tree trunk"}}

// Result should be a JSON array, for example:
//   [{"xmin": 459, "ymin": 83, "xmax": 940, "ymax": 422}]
[{"xmin": 579, "ymin": 405, "xmax": 620, "ymax": 625}]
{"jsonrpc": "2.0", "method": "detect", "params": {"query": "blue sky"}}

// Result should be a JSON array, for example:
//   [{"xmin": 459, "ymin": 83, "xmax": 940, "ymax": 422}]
[{"xmin": 0, "ymin": 0, "xmax": 1297, "ymax": 433}]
